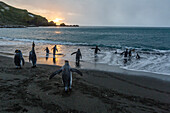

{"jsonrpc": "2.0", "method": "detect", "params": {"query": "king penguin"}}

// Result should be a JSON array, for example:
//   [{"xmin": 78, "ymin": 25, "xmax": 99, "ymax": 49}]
[
  {"xmin": 71, "ymin": 49, "xmax": 82, "ymax": 65},
  {"xmin": 49, "ymin": 60, "xmax": 83, "ymax": 92},
  {"xmin": 29, "ymin": 41, "xmax": 37, "ymax": 68},
  {"xmin": 91, "ymin": 46, "xmax": 101, "ymax": 54},
  {"xmin": 14, "ymin": 50, "xmax": 25, "ymax": 68}
]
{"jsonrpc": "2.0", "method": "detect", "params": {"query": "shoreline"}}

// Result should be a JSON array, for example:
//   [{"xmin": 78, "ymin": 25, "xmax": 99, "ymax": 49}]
[
  {"xmin": 0, "ymin": 27, "xmax": 169, "ymax": 77},
  {"xmin": 0, "ymin": 51, "xmax": 170, "ymax": 82},
  {"xmin": 0, "ymin": 55, "xmax": 170, "ymax": 112}
]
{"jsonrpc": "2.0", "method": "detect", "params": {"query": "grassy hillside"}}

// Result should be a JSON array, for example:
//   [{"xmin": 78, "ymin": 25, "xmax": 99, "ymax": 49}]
[{"xmin": 0, "ymin": 1, "xmax": 55, "ymax": 26}]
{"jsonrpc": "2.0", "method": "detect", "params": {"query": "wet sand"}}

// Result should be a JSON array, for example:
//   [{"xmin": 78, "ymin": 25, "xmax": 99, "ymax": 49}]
[{"xmin": 0, "ymin": 55, "xmax": 170, "ymax": 113}]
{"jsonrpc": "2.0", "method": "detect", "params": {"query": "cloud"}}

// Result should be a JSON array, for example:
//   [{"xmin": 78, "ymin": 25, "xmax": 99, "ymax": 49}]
[{"xmin": 2, "ymin": 0, "xmax": 170, "ymax": 26}]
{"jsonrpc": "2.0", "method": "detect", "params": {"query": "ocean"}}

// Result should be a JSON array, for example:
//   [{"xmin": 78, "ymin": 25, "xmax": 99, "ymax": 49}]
[{"xmin": 0, "ymin": 26, "xmax": 170, "ymax": 77}]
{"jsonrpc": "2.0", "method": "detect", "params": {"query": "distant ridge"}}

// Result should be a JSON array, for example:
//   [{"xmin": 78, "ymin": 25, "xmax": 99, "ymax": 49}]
[{"xmin": 0, "ymin": 1, "xmax": 56, "ymax": 27}]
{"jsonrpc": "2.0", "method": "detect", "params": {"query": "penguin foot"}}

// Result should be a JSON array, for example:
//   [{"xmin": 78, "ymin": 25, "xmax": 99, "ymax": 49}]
[
  {"xmin": 69, "ymin": 88, "xmax": 72, "ymax": 92},
  {"xmin": 65, "ymin": 90, "xmax": 69, "ymax": 93},
  {"xmin": 32, "ymin": 65, "xmax": 36, "ymax": 68},
  {"xmin": 22, "ymin": 108, "xmax": 28, "ymax": 112},
  {"xmin": 16, "ymin": 66, "xmax": 22, "ymax": 69}
]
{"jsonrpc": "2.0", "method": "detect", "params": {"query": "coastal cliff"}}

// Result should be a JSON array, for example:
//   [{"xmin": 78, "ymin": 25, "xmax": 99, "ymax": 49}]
[{"xmin": 0, "ymin": 1, "xmax": 56, "ymax": 27}]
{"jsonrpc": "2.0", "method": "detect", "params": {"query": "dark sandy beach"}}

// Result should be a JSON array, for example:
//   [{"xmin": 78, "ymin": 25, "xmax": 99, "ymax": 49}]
[{"xmin": 0, "ymin": 55, "xmax": 170, "ymax": 113}]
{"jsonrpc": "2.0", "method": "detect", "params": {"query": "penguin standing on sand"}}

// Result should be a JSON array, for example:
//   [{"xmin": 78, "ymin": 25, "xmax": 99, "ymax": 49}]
[
  {"xmin": 29, "ymin": 42, "xmax": 37, "ymax": 68},
  {"xmin": 44, "ymin": 47, "xmax": 49, "ymax": 54},
  {"xmin": 51, "ymin": 45, "xmax": 58, "ymax": 56},
  {"xmin": 71, "ymin": 49, "xmax": 82, "ymax": 65},
  {"xmin": 44, "ymin": 47, "xmax": 49, "ymax": 60},
  {"xmin": 49, "ymin": 60, "xmax": 83, "ymax": 92},
  {"xmin": 14, "ymin": 50, "xmax": 25, "ymax": 68}
]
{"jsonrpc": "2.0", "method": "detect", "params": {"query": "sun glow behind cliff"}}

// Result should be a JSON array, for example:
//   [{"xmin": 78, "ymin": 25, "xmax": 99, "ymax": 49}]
[{"xmin": 51, "ymin": 18, "xmax": 63, "ymax": 25}]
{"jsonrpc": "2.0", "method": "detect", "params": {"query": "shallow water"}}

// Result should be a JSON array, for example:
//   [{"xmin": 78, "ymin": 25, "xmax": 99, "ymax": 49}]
[{"xmin": 0, "ymin": 26, "xmax": 170, "ymax": 76}]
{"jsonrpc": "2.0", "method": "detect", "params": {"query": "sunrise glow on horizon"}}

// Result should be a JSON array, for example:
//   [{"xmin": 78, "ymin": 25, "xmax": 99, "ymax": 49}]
[
  {"xmin": 1, "ymin": 0, "xmax": 170, "ymax": 26},
  {"xmin": 48, "ymin": 18, "xmax": 64, "ymax": 25}
]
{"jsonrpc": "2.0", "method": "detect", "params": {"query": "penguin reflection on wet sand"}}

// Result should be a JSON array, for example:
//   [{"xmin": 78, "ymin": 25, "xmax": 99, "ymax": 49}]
[
  {"xmin": 46, "ymin": 53, "xmax": 49, "ymax": 61},
  {"xmin": 71, "ymin": 49, "xmax": 82, "ymax": 65},
  {"xmin": 14, "ymin": 50, "xmax": 25, "ymax": 69},
  {"xmin": 29, "ymin": 42, "xmax": 37, "ymax": 68},
  {"xmin": 53, "ymin": 56, "xmax": 56, "ymax": 64},
  {"xmin": 49, "ymin": 60, "xmax": 83, "ymax": 92}
]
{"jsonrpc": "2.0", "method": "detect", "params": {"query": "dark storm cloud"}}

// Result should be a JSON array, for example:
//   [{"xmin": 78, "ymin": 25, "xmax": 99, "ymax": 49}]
[{"xmin": 2, "ymin": 0, "xmax": 170, "ymax": 26}]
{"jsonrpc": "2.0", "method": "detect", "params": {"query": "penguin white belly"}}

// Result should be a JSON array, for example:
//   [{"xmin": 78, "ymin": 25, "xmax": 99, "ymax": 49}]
[{"xmin": 20, "ymin": 60, "xmax": 22, "ymax": 66}]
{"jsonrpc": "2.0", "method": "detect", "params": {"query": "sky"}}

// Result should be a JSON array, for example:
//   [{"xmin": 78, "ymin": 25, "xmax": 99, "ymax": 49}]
[{"xmin": 1, "ymin": 0, "xmax": 170, "ymax": 26}]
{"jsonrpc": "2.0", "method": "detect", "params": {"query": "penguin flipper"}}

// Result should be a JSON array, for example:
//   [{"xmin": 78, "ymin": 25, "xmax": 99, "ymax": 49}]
[
  {"xmin": 14, "ymin": 54, "xmax": 21, "ymax": 66},
  {"xmin": 49, "ymin": 69, "xmax": 62, "ymax": 79},
  {"xmin": 14, "ymin": 55, "xmax": 17, "ymax": 64},
  {"xmin": 98, "ymin": 48, "xmax": 101, "ymax": 51},
  {"xmin": 71, "ymin": 52, "xmax": 76, "ymax": 55},
  {"xmin": 71, "ymin": 68, "xmax": 83, "ymax": 76},
  {"xmin": 22, "ymin": 58, "xmax": 25, "ymax": 66},
  {"xmin": 29, "ymin": 51, "xmax": 32, "ymax": 62}
]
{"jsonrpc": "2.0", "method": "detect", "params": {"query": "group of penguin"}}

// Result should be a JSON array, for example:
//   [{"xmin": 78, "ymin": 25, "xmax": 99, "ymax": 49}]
[
  {"xmin": 14, "ymin": 42, "xmax": 140, "ymax": 92},
  {"xmin": 120, "ymin": 48, "xmax": 141, "ymax": 63},
  {"xmin": 14, "ymin": 42, "xmax": 102, "ymax": 92},
  {"xmin": 14, "ymin": 42, "xmax": 36, "ymax": 68}
]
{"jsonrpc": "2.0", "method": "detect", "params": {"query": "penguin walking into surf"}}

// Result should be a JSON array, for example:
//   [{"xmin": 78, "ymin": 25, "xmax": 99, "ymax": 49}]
[
  {"xmin": 136, "ymin": 53, "xmax": 140, "ymax": 59},
  {"xmin": 51, "ymin": 45, "xmax": 58, "ymax": 56},
  {"xmin": 44, "ymin": 47, "xmax": 49, "ymax": 60},
  {"xmin": 91, "ymin": 46, "xmax": 101, "ymax": 54},
  {"xmin": 129, "ymin": 49, "xmax": 132, "ymax": 57},
  {"xmin": 49, "ymin": 60, "xmax": 83, "ymax": 92},
  {"xmin": 44, "ymin": 47, "xmax": 49, "ymax": 54},
  {"xmin": 14, "ymin": 50, "xmax": 25, "ymax": 68},
  {"xmin": 29, "ymin": 41, "xmax": 37, "ymax": 68},
  {"xmin": 121, "ymin": 49, "xmax": 128, "ymax": 63},
  {"xmin": 71, "ymin": 49, "xmax": 82, "ymax": 65}
]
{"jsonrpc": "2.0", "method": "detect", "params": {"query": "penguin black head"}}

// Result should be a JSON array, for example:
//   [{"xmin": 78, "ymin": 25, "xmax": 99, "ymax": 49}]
[
  {"xmin": 65, "ymin": 60, "xmax": 69, "ymax": 63},
  {"xmin": 32, "ymin": 41, "xmax": 35, "ymax": 47},
  {"xmin": 15, "ymin": 50, "xmax": 19, "ymax": 53},
  {"xmin": 65, "ymin": 60, "xmax": 69, "ymax": 64}
]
